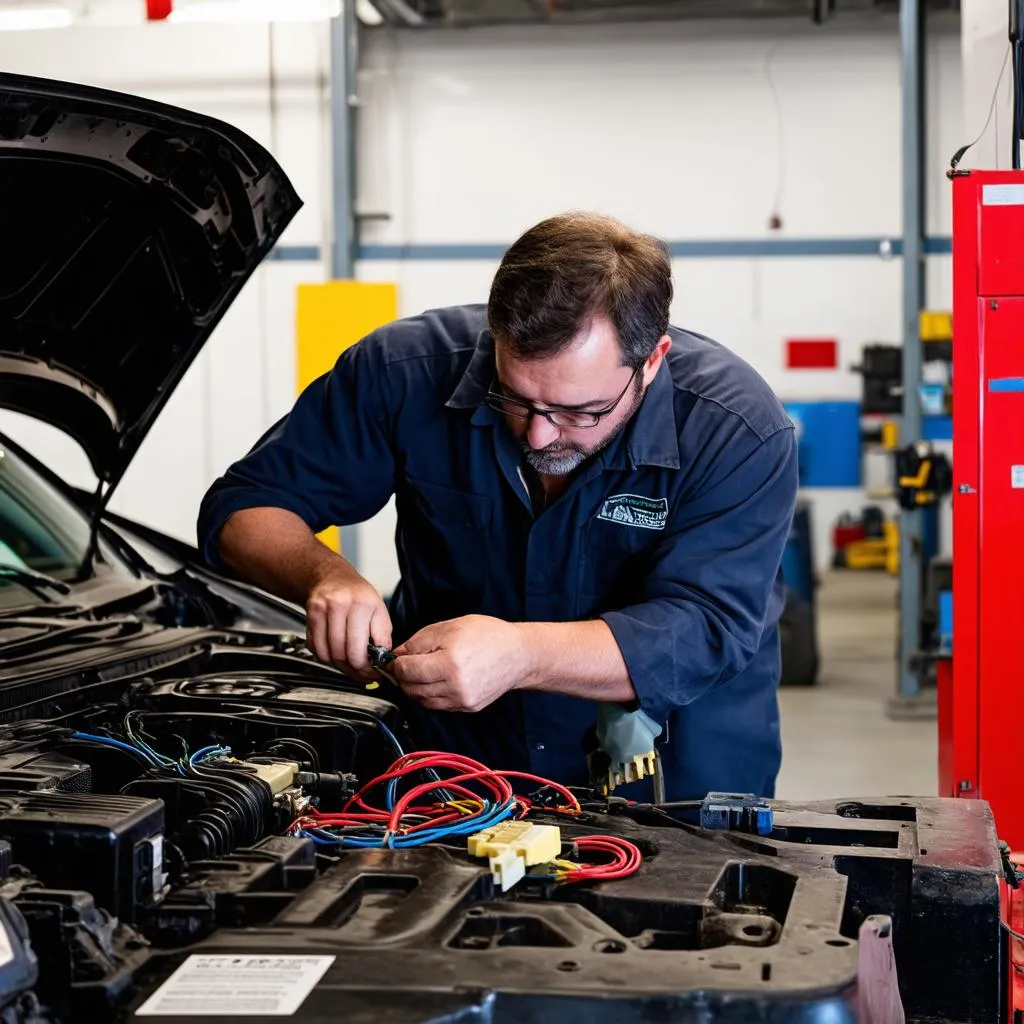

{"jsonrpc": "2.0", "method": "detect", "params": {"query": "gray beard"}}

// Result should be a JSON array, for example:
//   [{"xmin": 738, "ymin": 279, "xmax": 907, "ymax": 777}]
[
  {"xmin": 519, "ymin": 374, "xmax": 646, "ymax": 477},
  {"xmin": 520, "ymin": 443, "xmax": 588, "ymax": 476}
]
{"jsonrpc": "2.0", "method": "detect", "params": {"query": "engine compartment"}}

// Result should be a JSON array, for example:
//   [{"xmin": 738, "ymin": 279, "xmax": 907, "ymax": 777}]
[{"xmin": 0, "ymin": 617, "xmax": 1005, "ymax": 1023}]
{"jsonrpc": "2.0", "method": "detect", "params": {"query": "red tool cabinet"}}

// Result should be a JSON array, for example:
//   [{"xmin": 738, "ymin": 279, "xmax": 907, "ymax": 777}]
[{"xmin": 946, "ymin": 170, "xmax": 1024, "ymax": 851}]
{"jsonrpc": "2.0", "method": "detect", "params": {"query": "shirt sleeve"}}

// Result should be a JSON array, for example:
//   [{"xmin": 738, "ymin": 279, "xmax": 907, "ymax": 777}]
[
  {"xmin": 599, "ymin": 423, "xmax": 799, "ymax": 724},
  {"xmin": 196, "ymin": 336, "xmax": 395, "ymax": 572}
]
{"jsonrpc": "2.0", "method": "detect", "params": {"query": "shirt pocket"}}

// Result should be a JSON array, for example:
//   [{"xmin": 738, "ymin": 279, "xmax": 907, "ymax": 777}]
[
  {"xmin": 578, "ymin": 517, "xmax": 660, "ymax": 614},
  {"xmin": 405, "ymin": 476, "xmax": 493, "ymax": 601}
]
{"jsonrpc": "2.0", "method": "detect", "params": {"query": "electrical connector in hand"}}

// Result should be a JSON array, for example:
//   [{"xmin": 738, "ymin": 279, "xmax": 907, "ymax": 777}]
[
  {"xmin": 589, "ymin": 704, "xmax": 663, "ymax": 796},
  {"xmin": 467, "ymin": 822, "xmax": 562, "ymax": 891},
  {"xmin": 367, "ymin": 643, "xmax": 398, "ymax": 687},
  {"xmin": 368, "ymin": 643, "xmax": 395, "ymax": 671}
]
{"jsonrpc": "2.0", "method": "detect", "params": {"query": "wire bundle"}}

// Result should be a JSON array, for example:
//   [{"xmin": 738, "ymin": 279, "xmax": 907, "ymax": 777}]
[
  {"xmin": 70, "ymin": 714, "xmax": 229, "ymax": 773},
  {"xmin": 548, "ymin": 835, "xmax": 643, "ymax": 883},
  {"xmin": 289, "ymin": 750, "xmax": 581, "ymax": 851}
]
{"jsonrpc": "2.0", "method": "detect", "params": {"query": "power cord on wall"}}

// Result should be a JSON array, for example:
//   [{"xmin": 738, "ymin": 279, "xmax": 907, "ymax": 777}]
[
  {"xmin": 1011, "ymin": 0, "xmax": 1023, "ymax": 169},
  {"xmin": 949, "ymin": 45, "xmax": 1010, "ymax": 171}
]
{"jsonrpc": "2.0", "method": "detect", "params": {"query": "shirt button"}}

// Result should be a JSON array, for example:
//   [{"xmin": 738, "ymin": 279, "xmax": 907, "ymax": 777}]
[{"xmin": 535, "ymin": 743, "xmax": 546, "ymax": 751}]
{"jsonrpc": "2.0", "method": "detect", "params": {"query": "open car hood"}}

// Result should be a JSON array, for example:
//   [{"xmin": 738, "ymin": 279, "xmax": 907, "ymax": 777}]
[{"xmin": 0, "ymin": 73, "xmax": 301, "ymax": 488}]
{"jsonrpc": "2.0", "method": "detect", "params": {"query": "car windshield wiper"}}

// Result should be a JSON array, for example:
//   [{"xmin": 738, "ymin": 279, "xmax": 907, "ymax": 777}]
[{"xmin": 0, "ymin": 565, "xmax": 72, "ymax": 602}]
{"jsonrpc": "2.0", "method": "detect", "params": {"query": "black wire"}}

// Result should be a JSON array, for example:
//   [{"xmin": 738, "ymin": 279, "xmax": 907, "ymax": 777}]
[
  {"xmin": 1011, "ymin": 40, "xmax": 1019, "ymax": 169},
  {"xmin": 265, "ymin": 737, "xmax": 321, "ymax": 772},
  {"xmin": 1002, "ymin": 920, "xmax": 1024, "ymax": 943},
  {"xmin": 950, "ymin": 44, "xmax": 1011, "ymax": 170}
]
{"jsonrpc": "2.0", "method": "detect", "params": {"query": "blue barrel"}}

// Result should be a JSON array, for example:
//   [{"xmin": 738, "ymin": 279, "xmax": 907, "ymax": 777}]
[{"xmin": 783, "ymin": 400, "xmax": 862, "ymax": 488}]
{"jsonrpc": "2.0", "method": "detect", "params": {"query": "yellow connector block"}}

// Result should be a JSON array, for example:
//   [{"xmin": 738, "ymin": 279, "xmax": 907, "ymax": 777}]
[{"xmin": 467, "ymin": 822, "xmax": 562, "ymax": 891}]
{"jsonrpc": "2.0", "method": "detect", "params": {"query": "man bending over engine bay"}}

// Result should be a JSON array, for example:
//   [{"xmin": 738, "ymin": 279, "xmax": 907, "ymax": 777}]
[{"xmin": 197, "ymin": 212, "xmax": 798, "ymax": 800}]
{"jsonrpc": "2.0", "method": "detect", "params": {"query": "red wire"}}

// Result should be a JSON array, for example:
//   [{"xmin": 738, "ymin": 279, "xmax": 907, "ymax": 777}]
[
  {"xmin": 562, "ymin": 835, "xmax": 643, "ymax": 882},
  {"xmin": 342, "ymin": 753, "xmax": 509, "ymax": 816},
  {"xmin": 292, "ymin": 751, "xmax": 586, "ymax": 847}
]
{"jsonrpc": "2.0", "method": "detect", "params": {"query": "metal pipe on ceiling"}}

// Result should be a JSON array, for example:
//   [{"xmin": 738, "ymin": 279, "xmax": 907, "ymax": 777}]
[{"xmin": 358, "ymin": 0, "xmax": 958, "ymax": 28}]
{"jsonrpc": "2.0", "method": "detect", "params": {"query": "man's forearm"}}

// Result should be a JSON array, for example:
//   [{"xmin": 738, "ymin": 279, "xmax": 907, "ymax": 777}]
[
  {"xmin": 217, "ymin": 507, "xmax": 358, "ymax": 605},
  {"xmin": 515, "ymin": 619, "xmax": 637, "ymax": 704}
]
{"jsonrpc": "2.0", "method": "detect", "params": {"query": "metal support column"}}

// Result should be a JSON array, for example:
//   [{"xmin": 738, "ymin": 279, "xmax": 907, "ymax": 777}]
[
  {"xmin": 330, "ymin": 0, "xmax": 361, "ymax": 566},
  {"xmin": 890, "ymin": 0, "xmax": 931, "ymax": 717}
]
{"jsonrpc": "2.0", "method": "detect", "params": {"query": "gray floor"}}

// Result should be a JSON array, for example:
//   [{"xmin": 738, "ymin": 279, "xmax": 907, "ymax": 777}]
[{"xmin": 775, "ymin": 571, "xmax": 938, "ymax": 802}]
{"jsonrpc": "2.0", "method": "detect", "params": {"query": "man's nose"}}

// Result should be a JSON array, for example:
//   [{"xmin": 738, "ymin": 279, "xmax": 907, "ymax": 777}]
[{"xmin": 527, "ymin": 413, "xmax": 560, "ymax": 449}]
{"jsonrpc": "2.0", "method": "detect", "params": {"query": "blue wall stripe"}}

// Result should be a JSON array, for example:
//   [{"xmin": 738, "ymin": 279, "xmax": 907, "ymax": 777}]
[
  {"xmin": 267, "ymin": 245, "xmax": 321, "ymax": 261},
  {"xmin": 269, "ymin": 235, "xmax": 955, "ymax": 263}
]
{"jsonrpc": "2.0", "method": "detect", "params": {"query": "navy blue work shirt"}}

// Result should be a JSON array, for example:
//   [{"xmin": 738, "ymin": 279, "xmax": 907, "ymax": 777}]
[{"xmin": 197, "ymin": 304, "xmax": 798, "ymax": 800}]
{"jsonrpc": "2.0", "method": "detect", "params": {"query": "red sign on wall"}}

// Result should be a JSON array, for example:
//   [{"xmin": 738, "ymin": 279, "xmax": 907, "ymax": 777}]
[
  {"xmin": 146, "ymin": 0, "xmax": 173, "ymax": 19},
  {"xmin": 785, "ymin": 338, "xmax": 838, "ymax": 370}
]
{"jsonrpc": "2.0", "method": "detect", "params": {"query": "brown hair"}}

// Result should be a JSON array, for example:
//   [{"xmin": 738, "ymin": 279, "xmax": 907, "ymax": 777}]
[{"xmin": 487, "ymin": 211, "xmax": 673, "ymax": 369}]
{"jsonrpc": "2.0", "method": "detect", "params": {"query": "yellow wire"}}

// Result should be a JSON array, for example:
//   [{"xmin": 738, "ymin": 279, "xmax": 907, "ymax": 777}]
[
  {"xmin": 550, "ymin": 858, "xmax": 578, "ymax": 873},
  {"xmin": 447, "ymin": 799, "xmax": 484, "ymax": 815}
]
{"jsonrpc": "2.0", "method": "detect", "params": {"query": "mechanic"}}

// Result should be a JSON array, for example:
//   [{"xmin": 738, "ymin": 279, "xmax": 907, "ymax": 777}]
[{"xmin": 196, "ymin": 211, "xmax": 799, "ymax": 800}]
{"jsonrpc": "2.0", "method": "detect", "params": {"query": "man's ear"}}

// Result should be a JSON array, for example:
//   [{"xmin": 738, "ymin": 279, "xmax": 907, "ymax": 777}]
[{"xmin": 645, "ymin": 334, "xmax": 673, "ymax": 377}]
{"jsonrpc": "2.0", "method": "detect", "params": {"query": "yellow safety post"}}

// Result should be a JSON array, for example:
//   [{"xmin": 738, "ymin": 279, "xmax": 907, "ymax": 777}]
[{"xmin": 295, "ymin": 280, "xmax": 398, "ymax": 553}]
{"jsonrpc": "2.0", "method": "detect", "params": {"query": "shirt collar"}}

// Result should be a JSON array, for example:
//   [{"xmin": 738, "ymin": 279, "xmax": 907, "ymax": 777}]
[
  {"xmin": 621, "ymin": 360, "xmax": 680, "ymax": 470},
  {"xmin": 445, "ymin": 330, "xmax": 679, "ymax": 468},
  {"xmin": 445, "ymin": 329, "xmax": 495, "ymax": 420}
]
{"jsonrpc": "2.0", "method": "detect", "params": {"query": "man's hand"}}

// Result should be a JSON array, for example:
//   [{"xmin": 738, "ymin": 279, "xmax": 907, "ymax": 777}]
[
  {"xmin": 306, "ymin": 566, "xmax": 392, "ymax": 682},
  {"xmin": 391, "ymin": 615, "xmax": 527, "ymax": 712}
]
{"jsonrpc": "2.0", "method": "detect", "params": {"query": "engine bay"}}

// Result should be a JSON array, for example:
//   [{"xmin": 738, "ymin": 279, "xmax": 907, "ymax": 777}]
[{"xmin": 0, "ymin": 614, "xmax": 1005, "ymax": 1023}]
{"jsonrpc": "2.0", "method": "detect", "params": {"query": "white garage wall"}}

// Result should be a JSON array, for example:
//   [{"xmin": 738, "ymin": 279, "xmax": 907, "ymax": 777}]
[
  {"xmin": 354, "ymin": 14, "xmax": 963, "ymax": 587},
  {"xmin": 0, "ymin": 10, "xmax": 964, "ymax": 591},
  {"xmin": 0, "ymin": 17, "xmax": 330, "ymax": 543}
]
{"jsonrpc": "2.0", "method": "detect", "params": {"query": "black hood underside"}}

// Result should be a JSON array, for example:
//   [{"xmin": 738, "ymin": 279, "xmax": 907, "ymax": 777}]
[{"xmin": 0, "ymin": 73, "xmax": 302, "ymax": 488}]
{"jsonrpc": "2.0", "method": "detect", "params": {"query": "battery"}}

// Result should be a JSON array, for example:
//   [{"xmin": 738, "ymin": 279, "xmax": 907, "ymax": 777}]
[{"xmin": 0, "ymin": 791, "xmax": 164, "ymax": 923}]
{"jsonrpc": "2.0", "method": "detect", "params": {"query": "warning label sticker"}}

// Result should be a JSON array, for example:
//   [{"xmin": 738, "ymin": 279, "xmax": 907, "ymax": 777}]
[
  {"xmin": 983, "ymin": 184, "xmax": 1024, "ymax": 206},
  {"xmin": 134, "ymin": 955, "xmax": 335, "ymax": 1017},
  {"xmin": 1012, "ymin": 466, "xmax": 1024, "ymax": 490}
]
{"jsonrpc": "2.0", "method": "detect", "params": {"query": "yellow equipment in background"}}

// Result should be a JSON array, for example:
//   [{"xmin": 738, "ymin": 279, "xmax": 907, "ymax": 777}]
[
  {"xmin": 294, "ymin": 280, "xmax": 398, "ymax": 553},
  {"xmin": 843, "ymin": 520, "xmax": 900, "ymax": 574}
]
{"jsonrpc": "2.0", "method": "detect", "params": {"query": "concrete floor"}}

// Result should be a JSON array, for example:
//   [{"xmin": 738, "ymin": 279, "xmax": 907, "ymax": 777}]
[{"xmin": 775, "ymin": 570, "xmax": 938, "ymax": 802}]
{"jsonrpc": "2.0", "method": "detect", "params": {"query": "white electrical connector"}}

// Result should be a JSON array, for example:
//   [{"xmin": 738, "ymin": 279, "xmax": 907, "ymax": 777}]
[
  {"xmin": 247, "ymin": 761, "xmax": 299, "ymax": 795},
  {"xmin": 467, "ymin": 822, "xmax": 562, "ymax": 891}
]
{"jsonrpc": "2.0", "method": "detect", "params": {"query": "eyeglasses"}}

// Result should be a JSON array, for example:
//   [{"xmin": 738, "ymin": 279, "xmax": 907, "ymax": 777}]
[{"xmin": 485, "ymin": 366, "xmax": 641, "ymax": 429}]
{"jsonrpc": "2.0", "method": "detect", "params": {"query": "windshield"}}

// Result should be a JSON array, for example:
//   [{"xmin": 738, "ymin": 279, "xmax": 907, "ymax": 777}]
[{"xmin": 0, "ymin": 442, "xmax": 97, "ymax": 604}]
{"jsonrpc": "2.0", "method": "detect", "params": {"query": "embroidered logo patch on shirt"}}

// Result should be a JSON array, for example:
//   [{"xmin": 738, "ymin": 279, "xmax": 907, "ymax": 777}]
[{"xmin": 596, "ymin": 494, "xmax": 669, "ymax": 531}]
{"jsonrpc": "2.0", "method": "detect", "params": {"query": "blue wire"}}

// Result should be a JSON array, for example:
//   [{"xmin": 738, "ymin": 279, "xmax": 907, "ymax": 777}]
[
  {"xmin": 189, "ymin": 745, "xmax": 229, "ymax": 766},
  {"xmin": 135, "ymin": 736, "xmax": 174, "ymax": 766},
  {"xmin": 375, "ymin": 721, "xmax": 404, "ymax": 757},
  {"xmin": 316, "ymin": 796, "xmax": 518, "ymax": 851},
  {"xmin": 72, "ymin": 732, "xmax": 160, "ymax": 765},
  {"xmin": 374, "ymin": 722, "xmax": 455, "ymax": 804}
]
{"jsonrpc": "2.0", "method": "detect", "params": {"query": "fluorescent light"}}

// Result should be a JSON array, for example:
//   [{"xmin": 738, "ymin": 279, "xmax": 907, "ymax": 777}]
[
  {"xmin": 0, "ymin": 5, "xmax": 72, "ymax": 30},
  {"xmin": 168, "ymin": 0, "xmax": 340, "ymax": 22}
]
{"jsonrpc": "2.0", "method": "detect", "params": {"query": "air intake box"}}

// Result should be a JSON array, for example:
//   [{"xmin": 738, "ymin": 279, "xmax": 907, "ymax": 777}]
[
  {"xmin": 0, "ymin": 792, "xmax": 163, "ymax": 923},
  {"xmin": 0, "ymin": 750, "xmax": 92, "ymax": 793}
]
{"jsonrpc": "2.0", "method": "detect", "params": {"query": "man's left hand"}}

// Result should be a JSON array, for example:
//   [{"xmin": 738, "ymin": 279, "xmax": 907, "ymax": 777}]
[{"xmin": 390, "ymin": 615, "xmax": 527, "ymax": 712}]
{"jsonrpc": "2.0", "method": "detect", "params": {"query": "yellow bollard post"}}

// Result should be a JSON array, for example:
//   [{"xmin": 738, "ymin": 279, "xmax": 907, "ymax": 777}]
[{"xmin": 295, "ymin": 280, "xmax": 398, "ymax": 553}]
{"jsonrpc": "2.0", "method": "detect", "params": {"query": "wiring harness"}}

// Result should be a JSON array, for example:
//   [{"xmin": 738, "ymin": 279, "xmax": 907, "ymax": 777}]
[
  {"xmin": 288, "ymin": 750, "xmax": 643, "ymax": 884},
  {"xmin": 546, "ymin": 834, "xmax": 643, "ymax": 883}
]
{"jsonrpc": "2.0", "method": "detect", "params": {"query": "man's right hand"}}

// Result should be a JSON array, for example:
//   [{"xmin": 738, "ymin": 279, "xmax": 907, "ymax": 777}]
[
  {"xmin": 306, "ymin": 568, "xmax": 393, "ymax": 682},
  {"xmin": 216, "ymin": 507, "xmax": 392, "ymax": 683}
]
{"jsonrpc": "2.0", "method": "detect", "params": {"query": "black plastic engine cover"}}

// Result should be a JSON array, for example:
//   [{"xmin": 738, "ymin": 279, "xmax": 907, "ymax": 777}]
[
  {"xmin": 0, "ymin": 792, "xmax": 164, "ymax": 925},
  {"xmin": 124, "ymin": 796, "xmax": 1003, "ymax": 1024}
]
